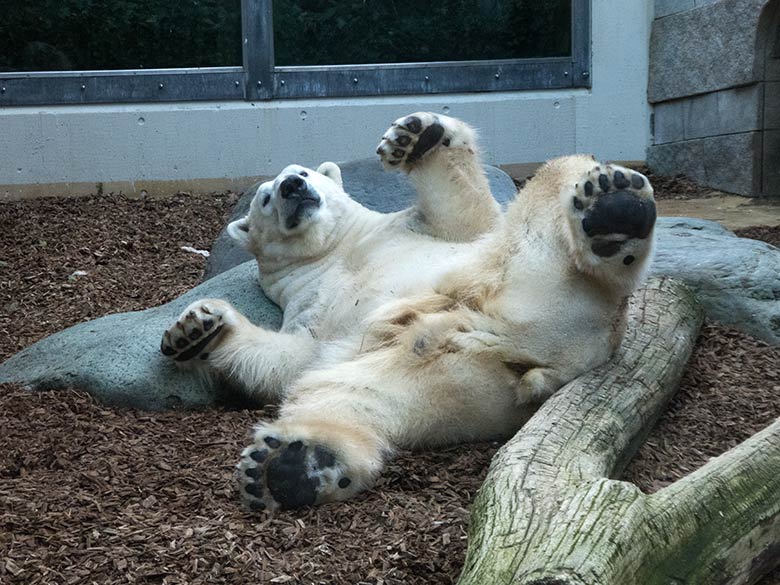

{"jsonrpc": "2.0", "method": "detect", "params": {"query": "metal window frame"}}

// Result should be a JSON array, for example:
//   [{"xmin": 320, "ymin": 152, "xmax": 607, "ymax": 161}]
[{"xmin": 0, "ymin": 0, "xmax": 590, "ymax": 107}]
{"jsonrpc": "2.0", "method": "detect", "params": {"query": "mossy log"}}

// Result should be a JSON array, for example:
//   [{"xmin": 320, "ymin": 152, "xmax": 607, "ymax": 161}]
[{"xmin": 459, "ymin": 277, "xmax": 780, "ymax": 585}]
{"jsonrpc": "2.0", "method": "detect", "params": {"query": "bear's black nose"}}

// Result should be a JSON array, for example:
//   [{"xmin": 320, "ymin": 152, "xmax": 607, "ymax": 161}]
[{"xmin": 280, "ymin": 176, "xmax": 306, "ymax": 199}]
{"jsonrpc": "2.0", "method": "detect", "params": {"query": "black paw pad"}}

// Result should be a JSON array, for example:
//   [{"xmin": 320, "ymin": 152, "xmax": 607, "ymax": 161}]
[
  {"xmin": 266, "ymin": 443, "xmax": 319, "ymax": 510},
  {"xmin": 250, "ymin": 449, "xmax": 268, "ymax": 462},
  {"xmin": 160, "ymin": 342, "xmax": 176, "ymax": 356},
  {"xmin": 584, "ymin": 181, "xmax": 594, "ymax": 197},
  {"xmin": 573, "ymin": 197, "xmax": 584, "ymax": 211},
  {"xmin": 395, "ymin": 135, "xmax": 411, "ymax": 147},
  {"xmin": 314, "ymin": 446, "xmax": 336, "ymax": 468},
  {"xmin": 173, "ymin": 324, "xmax": 224, "ymax": 362},
  {"xmin": 598, "ymin": 174, "xmax": 610, "ymax": 193},
  {"xmin": 245, "ymin": 482, "xmax": 264, "ymax": 497},
  {"xmin": 623, "ymin": 255, "xmax": 636, "ymax": 266},
  {"xmin": 403, "ymin": 116, "xmax": 423, "ymax": 134},
  {"xmin": 591, "ymin": 240, "xmax": 624, "ymax": 258},
  {"xmin": 175, "ymin": 337, "xmax": 188, "ymax": 349},
  {"xmin": 202, "ymin": 319, "xmax": 214, "ymax": 332},
  {"xmin": 188, "ymin": 329, "xmax": 202, "ymax": 340},
  {"xmin": 245, "ymin": 466, "xmax": 263, "ymax": 480},
  {"xmin": 631, "ymin": 174, "xmax": 645, "ymax": 189},
  {"xmin": 406, "ymin": 122, "xmax": 445, "ymax": 165},
  {"xmin": 264, "ymin": 436, "xmax": 281, "ymax": 449},
  {"xmin": 613, "ymin": 171, "xmax": 630, "ymax": 189},
  {"xmin": 250, "ymin": 501, "xmax": 266, "ymax": 512},
  {"xmin": 338, "ymin": 477, "xmax": 351, "ymax": 489},
  {"xmin": 582, "ymin": 191, "xmax": 656, "ymax": 239}
]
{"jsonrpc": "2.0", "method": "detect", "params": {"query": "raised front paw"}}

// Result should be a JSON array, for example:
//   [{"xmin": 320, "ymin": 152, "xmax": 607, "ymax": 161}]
[
  {"xmin": 236, "ymin": 425, "xmax": 369, "ymax": 512},
  {"xmin": 160, "ymin": 298, "xmax": 234, "ymax": 362},
  {"xmin": 571, "ymin": 164, "xmax": 656, "ymax": 261},
  {"xmin": 376, "ymin": 112, "xmax": 475, "ymax": 170}
]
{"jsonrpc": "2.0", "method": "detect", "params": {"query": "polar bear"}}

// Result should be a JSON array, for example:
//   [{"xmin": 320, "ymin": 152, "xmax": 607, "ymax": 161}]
[{"xmin": 160, "ymin": 113, "xmax": 656, "ymax": 512}]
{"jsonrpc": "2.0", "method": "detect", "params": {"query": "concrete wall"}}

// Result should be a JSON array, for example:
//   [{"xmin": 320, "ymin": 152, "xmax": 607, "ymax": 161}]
[
  {"xmin": 0, "ymin": 0, "xmax": 653, "ymax": 199},
  {"xmin": 648, "ymin": 0, "xmax": 779, "ymax": 196}
]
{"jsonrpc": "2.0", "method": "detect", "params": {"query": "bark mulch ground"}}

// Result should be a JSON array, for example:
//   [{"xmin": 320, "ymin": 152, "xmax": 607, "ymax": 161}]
[
  {"xmin": 1, "ymin": 186, "xmax": 779, "ymax": 584},
  {"xmin": 636, "ymin": 165, "xmax": 726, "ymax": 200}
]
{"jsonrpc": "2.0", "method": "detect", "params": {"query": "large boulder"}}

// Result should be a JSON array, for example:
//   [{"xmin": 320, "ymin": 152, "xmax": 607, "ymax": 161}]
[
  {"xmin": 0, "ymin": 262, "xmax": 280, "ymax": 410},
  {"xmin": 2, "ymin": 160, "xmax": 779, "ymax": 409},
  {"xmin": 650, "ymin": 217, "xmax": 780, "ymax": 343}
]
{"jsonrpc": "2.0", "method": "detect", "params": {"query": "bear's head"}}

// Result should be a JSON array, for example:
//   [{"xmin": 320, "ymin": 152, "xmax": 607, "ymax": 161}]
[{"xmin": 227, "ymin": 162, "xmax": 354, "ymax": 263}]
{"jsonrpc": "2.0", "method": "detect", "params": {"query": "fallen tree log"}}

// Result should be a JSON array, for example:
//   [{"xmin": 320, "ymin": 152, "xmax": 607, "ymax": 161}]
[{"xmin": 458, "ymin": 277, "xmax": 780, "ymax": 585}]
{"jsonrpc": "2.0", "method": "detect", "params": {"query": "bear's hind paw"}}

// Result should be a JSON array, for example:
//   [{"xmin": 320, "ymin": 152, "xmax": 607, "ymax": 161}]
[
  {"xmin": 569, "ymin": 164, "xmax": 656, "ymax": 262},
  {"xmin": 237, "ymin": 432, "xmax": 359, "ymax": 512}
]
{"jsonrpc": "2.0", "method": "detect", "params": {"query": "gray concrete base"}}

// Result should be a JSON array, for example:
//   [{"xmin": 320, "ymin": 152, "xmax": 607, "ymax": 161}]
[
  {"xmin": 648, "ymin": 0, "xmax": 779, "ymax": 197},
  {"xmin": 647, "ymin": 132, "xmax": 762, "ymax": 196}
]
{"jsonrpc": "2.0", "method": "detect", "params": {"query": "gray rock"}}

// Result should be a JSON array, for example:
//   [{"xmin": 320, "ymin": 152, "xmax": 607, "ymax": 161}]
[
  {"xmin": 649, "ymin": 0, "xmax": 768, "ymax": 103},
  {"xmin": 203, "ymin": 158, "xmax": 518, "ymax": 280},
  {"xmin": 652, "ymin": 217, "xmax": 780, "ymax": 344},
  {"xmin": 0, "ymin": 262, "xmax": 280, "ymax": 410}
]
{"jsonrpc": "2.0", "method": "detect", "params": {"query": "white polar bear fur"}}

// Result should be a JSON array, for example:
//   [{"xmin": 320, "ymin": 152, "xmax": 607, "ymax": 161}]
[{"xmin": 164, "ymin": 113, "xmax": 655, "ymax": 508}]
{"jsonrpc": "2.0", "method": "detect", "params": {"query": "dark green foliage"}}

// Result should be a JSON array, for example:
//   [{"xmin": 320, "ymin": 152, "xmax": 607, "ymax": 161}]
[
  {"xmin": 0, "ymin": 0, "xmax": 242, "ymax": 71},
  {"xmin": 273, "ymin": 0, "xmax": 571, "ymax": 66},
  {"xmin": 0, "ymin": 0, "xmax": 570, "ymax": 72}
]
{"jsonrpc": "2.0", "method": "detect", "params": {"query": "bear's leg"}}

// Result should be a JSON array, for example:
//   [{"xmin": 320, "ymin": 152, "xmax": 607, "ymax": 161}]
[
  {"xmin": 161, "ymin": 298, "xmax": 318, "ymax": 402},
  {"xmin": 514, "ymin": 367, "xmax": 567, "ymax": 405},
  {"xmin": 236, "ymin": 302, "xmax": 530, "ymax": 512},
  {"xmin": 376, "ymin": 112, "xmax": 502, "ymax": 241}
]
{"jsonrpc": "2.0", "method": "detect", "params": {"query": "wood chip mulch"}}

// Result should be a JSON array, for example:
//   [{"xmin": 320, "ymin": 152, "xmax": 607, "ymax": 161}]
[
  {"xmin": 636, "ymin": 165, "xmax": 726, "ymax": 200},
  {"xmin": 1, "ymin": 189, "xmax": 779, "ymax": 584},
  {"xmin": 735, "ymin": 225, "xmax": 780, "ymax": 248},
  {"xmin": 0, "ymin": 192, "xmax": 237, "ymax": 362}
]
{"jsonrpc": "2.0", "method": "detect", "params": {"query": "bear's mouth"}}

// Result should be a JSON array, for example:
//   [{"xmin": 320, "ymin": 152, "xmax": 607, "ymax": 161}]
[{"xmin": 285, "ymin": 195, "xmax": 321, "ymax": 230}]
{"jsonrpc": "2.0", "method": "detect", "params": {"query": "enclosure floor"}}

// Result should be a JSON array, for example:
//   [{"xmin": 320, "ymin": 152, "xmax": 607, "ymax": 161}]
[{"xmin": 1, "ymin": 185, "xmax": 779, "ymax": 584}]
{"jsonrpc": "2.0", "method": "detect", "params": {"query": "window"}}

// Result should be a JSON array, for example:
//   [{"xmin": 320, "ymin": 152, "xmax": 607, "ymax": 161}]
[
  {"xmin": 0, "ymin": 0, "xmax": 590, "ymax": 106},
  {"xmin": 0, "ymin": 1, "xmax": 242, "ymax": 71},
  {"xmin": 272, "ymin": 0, "xmax": 571, "ymax": 66}
]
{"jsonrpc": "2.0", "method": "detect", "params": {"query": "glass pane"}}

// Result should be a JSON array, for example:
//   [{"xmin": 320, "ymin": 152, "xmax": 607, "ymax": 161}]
[
  {"xmin": 273, "ymin": 0, "xmax": 571, "ymax": 66},
  {"xmin": 0, "ymin": 0, "xmax": 242, "ymax": 72}
]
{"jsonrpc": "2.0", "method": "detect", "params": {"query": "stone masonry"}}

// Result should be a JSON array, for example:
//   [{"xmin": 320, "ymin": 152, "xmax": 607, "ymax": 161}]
[{"xmin": 648, "ymin": 0, "xmax": 779, "ymax": 196}]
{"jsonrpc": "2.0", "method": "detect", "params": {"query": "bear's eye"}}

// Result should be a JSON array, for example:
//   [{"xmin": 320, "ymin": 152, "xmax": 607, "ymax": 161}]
[
  {"xmin": 262, "ymin": 194, "xmax": 271, "ymax": 206},
  {"xmin": 300, "ymin": 171, "xmax": 308, "ymax": 177}
]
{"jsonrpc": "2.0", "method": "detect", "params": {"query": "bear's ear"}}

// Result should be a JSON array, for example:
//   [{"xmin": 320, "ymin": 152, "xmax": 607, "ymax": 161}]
[
  {"xmin": 317, "ymin": 162, "xmax": 343, "ymax": 188},
  {"xmin": 227, "ymin": 216, "xmax": 251, "ymax": 247}
]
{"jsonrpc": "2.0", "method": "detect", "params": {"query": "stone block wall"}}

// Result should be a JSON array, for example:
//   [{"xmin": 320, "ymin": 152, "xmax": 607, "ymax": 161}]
[{"xmin": 648, "ymin": 0, "xmax": 779, "ymax": 196}]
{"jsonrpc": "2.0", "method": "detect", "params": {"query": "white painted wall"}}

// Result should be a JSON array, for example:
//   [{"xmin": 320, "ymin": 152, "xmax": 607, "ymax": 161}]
[{"xmin": 0, "ymin": 0, "xmax": 653, "ymax": 198}]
